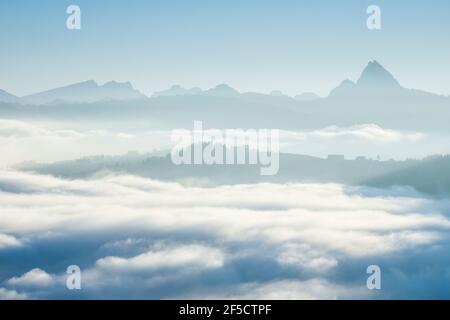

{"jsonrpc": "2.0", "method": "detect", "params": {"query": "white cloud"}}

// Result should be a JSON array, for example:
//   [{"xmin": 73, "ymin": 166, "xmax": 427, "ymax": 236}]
[
  {"xmin": 180, "ymin": 279, "xmax": 369, "ymax": 300},
  {"xmin": 0, "ymin": 288, "xmax": 28, "ymax": 300},
  {"xmin": 0, "ymin": 233, "xmax": 22, "ymax": 249},
  {"xmin": 276, "ymin": 244, "xmax": 338, "ymax": 272},
  {"xmin": 277, "ymin": 124, "xmax": 435, "ymax": 160},
  {"xmin": 298, "ymin": 124, "xmax": 423, "ymax": 142},
  {"xmin": 96, "ymin": 244, "xmax": 224, "ymax": 272},
  {"xmin": 1, "ymin": 170, "xmax": 450, "ymax": 298},
  {"xmin": 7, "ymin": 268, "xmax": 54, "ymax": 287},
  {"xmin": 0, "ymin": 119, "xmax": 170, "ymax": 166},
  {"xmin": 0, "ymin": 119, "xmax": 440, "ymax": 168},
  {"xmin": 0, "ymin": 119, "xmax": 83, "ymax": 139},
  {"xmin": 0, "ymin": 170, "xmax": 448, "ymax": 259}
]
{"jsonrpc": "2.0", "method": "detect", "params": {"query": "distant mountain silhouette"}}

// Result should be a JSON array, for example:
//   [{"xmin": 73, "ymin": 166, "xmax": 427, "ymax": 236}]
[
  {"xmin": 20, "ymin": 80, "xmax": 146, "ymax": 104},
  {"xmin": 1, "ymin": 60, "xmax": 449, "ymax": 131},
  {"xmin": 329, "ymin": 60, "xmax": 435, "ymax": 97},
  {"xmin": 152, "ymin": 85, "xmax": 202, "ymax": 97},
  {"xmin": 17, "ymin": 150, "xmax": 450, "ymax": 196},
  {"xmin": 154, "ymin": 86, "xmax": 318, "ymax": 100},
  {"xmin": 152, "ymin": 84, "xmax": 240, "ymax": 98},
  {"xmin": 357, "ymin": 60, "xmax": 400, "ymax": 87},
  {"xmin": 0, "ymin": 89, "xmax": 19, "ymax": 103},
  {"xmin": 0, "ymin": 61, "xmax": 444, "ymax": 105}
]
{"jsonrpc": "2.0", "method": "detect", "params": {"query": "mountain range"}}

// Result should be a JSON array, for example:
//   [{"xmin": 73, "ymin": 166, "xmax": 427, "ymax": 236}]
[
  {"xmin": 17, "ymin": 151, "xmax": 450, "ymax": 196},
  {"xmin": 0, "ymin": 61, "xmax": 449, "ymax": 132},
  {"xmin": 152, "ymin": 84, "xmax": 241, "ymax": 98},
  {"xmin": 21, "ymin": 80, "xmax": 146, "ymax": 104},
  {"xmin": 3, "ymin": 60, "xmax": 439, "ymax": 104}
]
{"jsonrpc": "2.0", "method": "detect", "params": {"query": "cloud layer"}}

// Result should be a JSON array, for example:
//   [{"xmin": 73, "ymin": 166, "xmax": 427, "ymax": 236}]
[
  {"xmin": 2, "ymin": 118, "xmax": 448, "ymax": 167},
  {"xmin": 1, "ymin": 170, "xmax": 450, "ymax": 299}
]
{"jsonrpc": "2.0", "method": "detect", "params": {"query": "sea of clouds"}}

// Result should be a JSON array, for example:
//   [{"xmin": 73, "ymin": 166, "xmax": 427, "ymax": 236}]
[
  {"xmin": 0, "ymin": 119, "xmax": 447, "ymax": 167},
  {"xmin": 1, "ymin": 170, "xmax": 450, "ymax": 299}
]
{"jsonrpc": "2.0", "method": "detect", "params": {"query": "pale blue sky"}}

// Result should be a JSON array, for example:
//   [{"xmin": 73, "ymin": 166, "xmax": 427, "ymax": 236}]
[{"xmin": 1, "ymin": 0, "xmax": 449, "ymax": 96}]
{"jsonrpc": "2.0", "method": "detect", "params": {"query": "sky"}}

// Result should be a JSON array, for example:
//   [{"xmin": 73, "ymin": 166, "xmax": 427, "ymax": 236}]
[{"xmin": 0, "ymin": 0, "xmax": 450, "ymax": 97}]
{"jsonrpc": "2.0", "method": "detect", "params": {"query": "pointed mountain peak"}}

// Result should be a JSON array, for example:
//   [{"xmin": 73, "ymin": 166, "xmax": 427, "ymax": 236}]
[
  {"xmin": 329, "ymin": 61, "xmax": 404, "ymax": 97},
  {"xmin": 357, "ymin": 60, "xmax": 401, "ymax": 88},
  {"xmin": 367, "ymin": 60, "xmax": 383, "ymax": 69}
]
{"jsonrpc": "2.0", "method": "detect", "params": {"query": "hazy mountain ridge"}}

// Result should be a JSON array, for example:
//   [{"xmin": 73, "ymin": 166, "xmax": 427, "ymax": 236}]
[
  {"xmin": 295, "ymin": 92, "xmax": 321, "ymax": 101},
  {"xmin": 9, "ymin": 80, "xmax": 146, "ymax": 105},
  {"xmin": 0, "ymin": 89, "xmax": 19, "ymax": 103},
  {"xmin": 1, "ymin": 61, "xmax": 449, "ymax": 131},
  {"xmin": 153, "ymin": 84, "xmax": 241, "ymax": 98},
  {"xmin": 16, "ymin": 150, "xmax": 450, "ymax": 195},
  {"xmin": 2, "ymin": 60, "xmax": 445, "ymax": 104}
]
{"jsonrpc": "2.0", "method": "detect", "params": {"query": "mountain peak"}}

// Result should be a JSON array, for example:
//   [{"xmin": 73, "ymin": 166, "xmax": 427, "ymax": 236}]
[
  {"xmin": 204, "ymin": 84, "xmax": 239, "ymax": 96},
  {"xmin": 329, "ymin": 61, "xmax": 403, "ymax": 97},
  {"xmin": 357, "ymin": 60, "xmax": 401, "ymax": 88}
]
